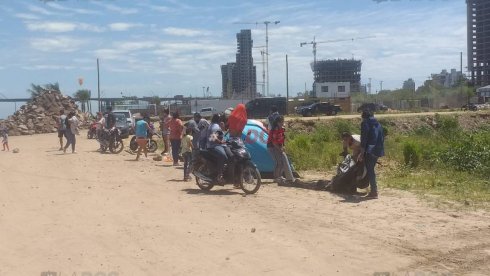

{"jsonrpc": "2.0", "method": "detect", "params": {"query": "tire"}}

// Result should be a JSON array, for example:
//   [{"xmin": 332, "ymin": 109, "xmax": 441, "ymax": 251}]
[
  {"xmin": 148, "ymin": 140, "xmax": 158, "ymax": 153},
  {"xmin": 194, "ymin": 164, "xmax": 214, "ymax": 191},
  {"xmin": 109, "ymin": 138, "xmax": 124, "ymax": 154},
  {"xmin": 331, "ymin": 110, "xmax": 337, "ymax": 116},
  {"xmin": 129, "ymin": 136, "xmax": 138, "ymax": 153},
  {"xmin": 100, "ymin": 145, "xmax": 107, "ymax": 153},
  {"xmin": 240, "ymin": 162, "xmax": 261, "ymax": 194},
  {"xmin": 87, "ymin": 130, "xmax": 94, "ymax": 139}
]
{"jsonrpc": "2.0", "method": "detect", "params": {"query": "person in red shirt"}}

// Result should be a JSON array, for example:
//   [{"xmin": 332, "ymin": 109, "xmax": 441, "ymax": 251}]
[
  {"xmin": 267, "ymin": 115, "xmax": 296, "ymax": 186},
  {"xmin": 168, "ymin": 112, "xmax": 184, "ymax": 166}
]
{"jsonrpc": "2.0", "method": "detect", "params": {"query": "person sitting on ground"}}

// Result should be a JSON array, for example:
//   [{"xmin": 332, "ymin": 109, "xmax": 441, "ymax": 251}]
[
  {"xmin": 134, "ymin": 114, "xmax": 151, "ymax": 161},
  {"xmin": 267, "ymin": 115, "xmax": 297, "ymax": 186},
  {"xmin": 1, "ymin": 123, "xmax": 9, "ymax": 152},
  {"xmin": 340, "ymin": 132, "xmax": 362, "ymax": 161}
]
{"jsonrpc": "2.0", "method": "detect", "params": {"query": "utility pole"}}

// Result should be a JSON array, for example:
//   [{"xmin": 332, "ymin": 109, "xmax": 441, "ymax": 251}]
[
  {"xmin": 286, "ymin": 54, "xmax": 289, "ymax": 115},
  {"xmin": 97, "ymin": 58, "xmax": 101, "ymax": 112},
  {"xmin": 380, "ymin": 81, "xmax": 383, "ymax": 93}
]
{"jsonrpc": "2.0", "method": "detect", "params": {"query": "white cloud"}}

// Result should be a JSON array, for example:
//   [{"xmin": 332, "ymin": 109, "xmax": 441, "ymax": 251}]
[
  {"xmin": 30, "ymin": 37, "xmax": 85, "ymax": 52},
  {"xmin": 14, "ymin": 13, "xmax": 41, "ymax": 20},
  {"xmin": 26, "ymin": 22, "xmax": 77, "ymax": 32},
  {"xmin": 46, "ymin": 2, "xmax": 100, "ymax": 15},
  {"xmin": 24, "ymin": 21, "xmax": 104, "ymax": 33},
  {"xmin": 21, "ymin": 65, "xmax": 76, "ymax": 70},
  {"xmin": 163, "ymin": 27, "xmax": 211, "ymax": 37},
  {"xmin": 148, "ymin": 5, "xmax": 171, "ymax": 13},
  {"xmin": 28, "ymin": 5, "xmax": 55, "ymax": 16},
  {"xmin": 94, "ymin": 3, "xmax": 138, "ymax": 15},
  {"xmin": 109, "ymin": 23, "xmax": 143, "ymax": 31}
]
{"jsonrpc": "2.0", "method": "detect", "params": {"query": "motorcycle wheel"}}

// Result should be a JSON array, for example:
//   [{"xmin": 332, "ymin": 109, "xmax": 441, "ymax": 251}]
[
  {"xmin": 87, "ymin": 130, "xmax": 93, "ymax": 139},
  {"xmin": 194, "ymin": 164, "xmax": 214, "ymax": 191},
  {"xmin": 100, "ymin": 145, "xmax": 107, "ymax": 153},
  {"xmin": 109, "ymin": 138, "xmax": 124, "ymax": 154},
  {"xmin": 148, "ymin": 140, "xmax": 158, "ymax": 153},
  {"xmin": 129, "ymin": 136, "xmax": 138, "ymax": 153},
  {"xmin": 240, "ymin": 162, "xmax": 261, "ymax": 194}
]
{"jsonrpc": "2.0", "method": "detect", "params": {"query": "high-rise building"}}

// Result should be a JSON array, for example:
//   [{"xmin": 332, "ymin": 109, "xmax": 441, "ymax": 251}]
[
  {"xmin": 221, "ymin": 63, "xmax": 235, "ymax": 99},
  {"xmin": 403, "ymin": 78, "xmax": 416, "ymax": 91},
  {"xmin": 221, "ymin": 29, "xmax": 257, "ymax": 99},
  {"xmin": 467, "ymin": 0, "xmax": 490, "ymax": 87},
  {"xmin": 312, "ymin": 59, "xmax": 362, "ymax": 96}
]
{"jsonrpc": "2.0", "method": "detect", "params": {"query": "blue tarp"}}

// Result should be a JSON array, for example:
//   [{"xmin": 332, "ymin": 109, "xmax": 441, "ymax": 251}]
[{"xmin": 241, "ymin": 119, "xmax": 275, "ymax": 174}]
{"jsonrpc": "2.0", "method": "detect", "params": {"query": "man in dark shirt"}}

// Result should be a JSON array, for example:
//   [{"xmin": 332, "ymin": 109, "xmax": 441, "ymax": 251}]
[
  {"xmin": 358, "ymin": 109, "xmax": 385, "ymax": 199},
  {"xmin": 104, "ymin": 106, "xmax": 116, "ymax": 130}
]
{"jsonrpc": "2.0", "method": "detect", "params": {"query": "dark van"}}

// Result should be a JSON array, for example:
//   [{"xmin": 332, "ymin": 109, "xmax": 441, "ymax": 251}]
[{"xmin": 245, "ymin": 97, "xmax": 287, "ymax": 119}]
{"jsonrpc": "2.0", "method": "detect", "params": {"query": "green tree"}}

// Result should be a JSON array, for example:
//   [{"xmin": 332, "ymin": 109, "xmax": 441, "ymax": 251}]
[
  {"xmin": 27, "ymin": 82, "xmax": 60, "ymax": 98},
  {"xmin": 74, "ymin": 89, "xmax": 91, "ymax": 113}
]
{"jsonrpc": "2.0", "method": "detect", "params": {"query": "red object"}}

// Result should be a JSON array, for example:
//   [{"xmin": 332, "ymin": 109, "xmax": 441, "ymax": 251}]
[
  {"xmin": 228, "ymin": 104, "xmax": 248, "ymax": 134},
  {"xmin": 267, "ymin": 127, "xmax": 285, "ymax": 146}
]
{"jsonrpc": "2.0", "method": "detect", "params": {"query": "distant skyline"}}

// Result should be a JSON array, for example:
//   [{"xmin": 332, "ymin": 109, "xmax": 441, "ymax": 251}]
[{"xmin": 0, "ymin": 0, "xmax": 466, "ymax": 118}]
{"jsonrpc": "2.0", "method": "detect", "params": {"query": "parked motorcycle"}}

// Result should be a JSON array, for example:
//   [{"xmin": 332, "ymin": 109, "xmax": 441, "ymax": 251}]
[
  {"xmin": 192, "ymin": 138, "xmax": 262, "ymax": 194},
  {"xmin": 317, "ymin": 154, "xmax": 369, "ymax": 193},
  {"xmin": 128, "ymin": 123, "xmax": 160, "ymax": 153},
  {"xmin": 97, "ymin": 127, "xmax": 124, "ymax": 154},
  {"xmin": 87, "ymin": 121, "xmax": 98, "ymax": 139}
]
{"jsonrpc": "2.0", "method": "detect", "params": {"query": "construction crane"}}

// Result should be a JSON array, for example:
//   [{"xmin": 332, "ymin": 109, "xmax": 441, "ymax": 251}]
[
  {"xmin": 234, "ymin": 21, "xmax": 280, "ymax": 96},
  {"xmin": 300, "ymin": 35, "xmax": 376, "ymax": 66}
]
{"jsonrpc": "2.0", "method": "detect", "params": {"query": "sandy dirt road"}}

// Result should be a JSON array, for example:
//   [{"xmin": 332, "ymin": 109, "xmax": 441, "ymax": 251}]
[{"xmin": 0, "ymin": 131, "xmax": 489, "ymax": 276}]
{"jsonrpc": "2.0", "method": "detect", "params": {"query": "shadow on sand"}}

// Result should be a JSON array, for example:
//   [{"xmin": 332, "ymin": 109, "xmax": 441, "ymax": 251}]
[{"xmin": 181, "ymin": 188, "xmax": 243, "ymax": 196}]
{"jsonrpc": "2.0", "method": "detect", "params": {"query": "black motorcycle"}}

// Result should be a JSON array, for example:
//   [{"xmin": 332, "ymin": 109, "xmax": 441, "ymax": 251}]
[
  {"xmin": 192, "ymin": 139, "xmax": 262, "ymax": 194},
  {"xmin": 128, "ymin": 125, "xmax": 159, "ymax": 154},
  {"xmin": 318, "ymin": 154, "xmax": 369, "ymax": 193},
  {"xmin": 97, "ymin": 128, "xmax": 124, "ymax": 154}
]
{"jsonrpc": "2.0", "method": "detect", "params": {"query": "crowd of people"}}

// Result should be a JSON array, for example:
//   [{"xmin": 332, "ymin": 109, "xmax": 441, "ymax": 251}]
[{"xmin": 51, "ymin": 105, "xmax": 385, "ymax": 199}]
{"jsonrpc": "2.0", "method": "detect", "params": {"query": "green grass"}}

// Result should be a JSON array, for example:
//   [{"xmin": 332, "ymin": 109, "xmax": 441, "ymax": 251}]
[{"xmin": 285, "ymin": 115, "xmax": 490, "ymax": 208}]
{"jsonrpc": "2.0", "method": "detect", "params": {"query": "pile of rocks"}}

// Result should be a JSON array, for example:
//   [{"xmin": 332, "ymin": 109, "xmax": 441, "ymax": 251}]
[{"xmin": 0, "ymin": 90, "xmax": 88, "ymax": 136}]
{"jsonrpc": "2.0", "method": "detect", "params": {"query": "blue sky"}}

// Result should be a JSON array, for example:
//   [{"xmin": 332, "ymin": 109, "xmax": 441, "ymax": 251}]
[{"xmin": 0, "ymin": 0, "xmax": 466, "ymax": 118}]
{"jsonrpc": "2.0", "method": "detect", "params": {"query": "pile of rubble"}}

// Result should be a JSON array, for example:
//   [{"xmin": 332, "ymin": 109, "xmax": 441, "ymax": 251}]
[{"xmin": 0, "ymin": 90, "xmax": 88, "ymax": 136}]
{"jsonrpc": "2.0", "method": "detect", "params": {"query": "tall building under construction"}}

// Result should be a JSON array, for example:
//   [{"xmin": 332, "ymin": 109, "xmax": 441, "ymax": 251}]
[
  {"xmin": 312, "ymin": 59, "xmax": 362, "ymax": 95},
  {"xmin": 467, "ymin": 0, "xmax": 490, "ymax": 87},
  {"xmin": 221, "ymin": 29, "xmax": 257, "ymax": 99}
]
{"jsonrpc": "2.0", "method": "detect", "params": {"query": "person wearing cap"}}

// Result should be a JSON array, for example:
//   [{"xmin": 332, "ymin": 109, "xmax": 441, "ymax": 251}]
[
  {"xmin": 358, "ymin": 109, "xmax": 385, "ymax": 199},
  {"xmin": 340, "ymin": 132, "xmax": 361, "ymax": 161}
]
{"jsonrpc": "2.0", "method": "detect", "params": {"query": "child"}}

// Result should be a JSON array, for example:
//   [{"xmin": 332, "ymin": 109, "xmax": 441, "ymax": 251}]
[
  {"xmin": 181, "ymin": 127, "xmax": 193, "ymax": 181},
  {"xmin": 268, "ymin": 116, "xmax": 296, "ymax": 186},
  {"xmin": 1, "ymin": 123, "xmax": 9, "ymax": 152}
]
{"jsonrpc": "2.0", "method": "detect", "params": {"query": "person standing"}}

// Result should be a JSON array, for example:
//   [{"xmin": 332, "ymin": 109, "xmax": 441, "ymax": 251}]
[
  {"xmin": 266, "ymin": 105, "xmax": 280, "ymax": 131},
  {"xmin": 1, "ymin": 123, "xmax": 9, "ymax": 152},
  {"xmin": 57, "ymin": 109, "xmax": 67, "ymax": 150},
  {"xmin": 95, "ymin": 112, "xmax": 105, "ymax": 151},
  {"xmin": 160, "ymin": 109, "xmax": 171, "ymax": 155},
  {"xmin": 168, "ymin": 112, "xmax": 184, "ymax": 166},
  {"xmin": 134, "ymin": 114, "xmax": 151, "ymax": 161},
  {"xmin": 104, "ymin": 106, "xmax": 116, "ymax": 130},
  {"xmin": 358, "ymin": 110, "xmax": 385, "ymax": 199},
  {"xmin": 63, "ymin": 111, "xmax": 79, "ymax": 154},
  {"xmin": 267, "ymin": 115, "xmax": 296, "ymax": 186},
  {"xmin": 181, "ymin": 128, "xmax": 193, "ymax": 181}
]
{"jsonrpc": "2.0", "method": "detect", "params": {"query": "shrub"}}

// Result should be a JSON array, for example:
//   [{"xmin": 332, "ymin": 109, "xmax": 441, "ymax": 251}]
[{"xmin": 403, "ymin": 141, "xmax": 420, "ymax": 168}]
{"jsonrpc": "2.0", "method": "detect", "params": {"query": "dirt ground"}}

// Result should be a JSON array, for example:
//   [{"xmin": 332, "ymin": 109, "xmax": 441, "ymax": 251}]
[{"xmin": 0, "ymin": 131, "xmax": 489, "ymax": 276}]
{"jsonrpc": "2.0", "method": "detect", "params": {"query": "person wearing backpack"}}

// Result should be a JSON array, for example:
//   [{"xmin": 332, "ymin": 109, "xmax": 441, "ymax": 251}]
[
  {"xmin": 57, "ymin": 109, "xmax": 67, "ymax": 150},
  {"xmin": 358, "ymin": 109, "xmax": 384, "ymax": 199}
]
